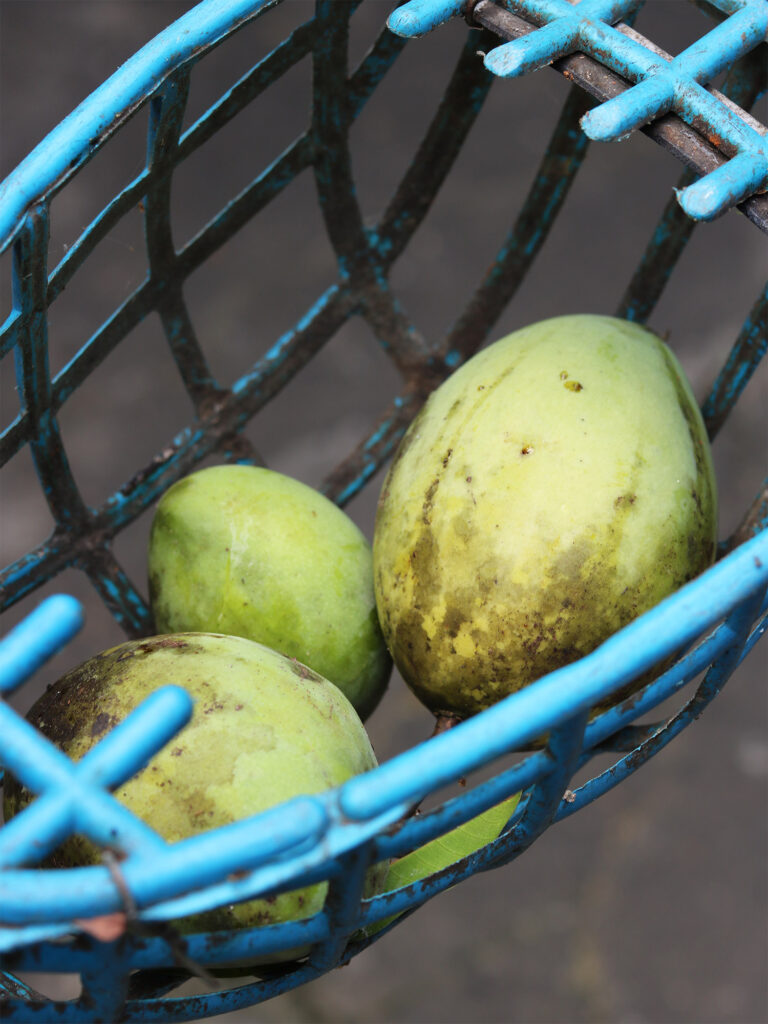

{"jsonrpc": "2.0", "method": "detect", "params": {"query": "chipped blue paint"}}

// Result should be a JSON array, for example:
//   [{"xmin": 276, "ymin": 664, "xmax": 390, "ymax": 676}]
[
  {"xmin": 387, "ymin": 0, "xmax": 466, "ymax": 38},
  {"xmin": 481, "ymin": 0, "xmax": 648, "ymax": 79}
]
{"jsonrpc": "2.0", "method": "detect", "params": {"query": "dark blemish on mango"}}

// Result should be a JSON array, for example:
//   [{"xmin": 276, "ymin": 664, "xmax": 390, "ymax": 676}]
[
  {"xmin": 442, "ymin": 448, "xmax": 453, "ymax": 468},
  {"xmin": 564, "ymin": 380, "xmax": 583, "ymax": 392},
  {"xmin": 290, "ymin": 659, "xmax": 324, "ymax": 683},
  {"xmin": 443, "ymin": 606, "xmax": 467, "ymax": 639},
  {"xmin": 136, "ymin": 637, "xmax": 194, "ymax": 656},
  {"xmin": 90, "ymin": 712, "xmax": 117, "ymax": 738},
  {"xmin": 614, "ymin": 493, "xmax": 637, "ymax": 507},
  {"xmin": 521, "ymin": 446, "xmax": 534, "ymax": 456},
  {"xmin": 422, "ymin": 477, "xmax": 441, "ymax": 526},
  {"xmin": 171, "ymin": 747, "xmax": 184, "ymax": 757}
]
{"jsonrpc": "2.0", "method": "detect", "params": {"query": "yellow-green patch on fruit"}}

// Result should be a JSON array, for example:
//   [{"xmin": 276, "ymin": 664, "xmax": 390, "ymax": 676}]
[
  {"xmin": 373, "ymin": 315, "xmax": 717, "ymax": 718},
  {"xmin": 2, "ymin": 633, "xmax": 385, "ymax": 940},
  {"xmin": 148, "ymin": 465, "xmax": 391, "ymax": 719}
]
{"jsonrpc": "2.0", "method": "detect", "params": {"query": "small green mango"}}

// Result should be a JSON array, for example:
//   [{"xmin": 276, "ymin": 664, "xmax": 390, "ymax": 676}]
[
  {"xmin": 373, "ymin": 315, "xmax": 718, "ymax": 718},
  {"xmin": 148, "ymin": 465, "xmax": 391, "ymax": 719},
  {"xmin": 3, "ymin": 633, "xmax": 384, "ymax": 946}
]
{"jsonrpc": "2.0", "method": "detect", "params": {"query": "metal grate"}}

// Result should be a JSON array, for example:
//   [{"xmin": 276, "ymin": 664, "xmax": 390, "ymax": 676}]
[{"xmin": 0, "ymin": 0, "xmax": 767, "ymax": 1019}]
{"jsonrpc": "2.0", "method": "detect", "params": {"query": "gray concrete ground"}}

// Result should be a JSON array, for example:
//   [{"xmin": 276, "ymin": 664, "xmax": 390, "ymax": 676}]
[{"xmin": 1, "ymin": 2, "xmax": 766, "ymax": 1022}]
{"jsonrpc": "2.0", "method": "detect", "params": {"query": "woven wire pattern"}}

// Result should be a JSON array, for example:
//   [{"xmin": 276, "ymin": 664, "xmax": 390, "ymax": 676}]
[{"xmin": 0, "ymin": 0, "xmax": 767, "ymax": 1018}]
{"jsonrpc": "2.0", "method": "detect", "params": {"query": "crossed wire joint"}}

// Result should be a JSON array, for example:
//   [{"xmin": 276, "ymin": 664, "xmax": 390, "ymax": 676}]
[{"xmin": 389, "ymin": 0, "xmax": 768, "ymax": 220}]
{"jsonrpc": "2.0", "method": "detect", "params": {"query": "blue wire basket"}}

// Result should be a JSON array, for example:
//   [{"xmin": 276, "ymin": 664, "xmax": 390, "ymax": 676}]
[{"xmin": 1, "ymin": 0, "xmax": 767, "ymax": 1019}]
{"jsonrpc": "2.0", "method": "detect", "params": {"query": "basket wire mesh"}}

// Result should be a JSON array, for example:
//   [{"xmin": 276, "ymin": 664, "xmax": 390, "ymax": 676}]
[{"xmin": 0, "ymin": 0, "xmax": 767, "ymax": 1019}]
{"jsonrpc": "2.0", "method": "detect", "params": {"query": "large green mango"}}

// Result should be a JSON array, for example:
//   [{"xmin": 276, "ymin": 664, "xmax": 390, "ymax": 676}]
[
  {"xmin": 373, "ymin": 315, "xmax": 717, "ymax": 718},
  {"xmin": 3, "ymin": 633, "xmax": 384, "ymax": 944}
]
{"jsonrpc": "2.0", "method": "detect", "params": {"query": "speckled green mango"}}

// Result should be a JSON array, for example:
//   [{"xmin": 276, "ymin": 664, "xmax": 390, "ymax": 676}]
[
  {"xmin": 373, "ymin": 315, "xmax": 718, "ymax": 718},
  {"xmin": 3, "ymin": 633, "xmax": 384, "ymax": 942},
  {"xmin": 148, "ymin": 465, "xmax": 391, "ymax": 720}
]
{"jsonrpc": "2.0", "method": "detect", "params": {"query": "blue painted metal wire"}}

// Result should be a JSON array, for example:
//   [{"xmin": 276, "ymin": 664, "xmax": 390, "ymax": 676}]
[
  {"xmin": 0, "ymin": 595, "xmax": 83, "ymax": 696},
  {"xmin": 1, "ymin": 0, "xmax": 767, "ymax": 1018}
]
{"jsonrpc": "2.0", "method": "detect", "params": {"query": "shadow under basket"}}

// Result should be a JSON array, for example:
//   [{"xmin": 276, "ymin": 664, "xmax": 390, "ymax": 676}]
[{"xmin": 0, "ymin": 1, "xmax": 767, "ymax": 1020}]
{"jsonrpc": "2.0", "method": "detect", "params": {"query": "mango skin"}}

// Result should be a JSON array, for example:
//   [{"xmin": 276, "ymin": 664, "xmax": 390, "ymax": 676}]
[
  {"xmin": 373, "ymin": 315, "xmax": 718, "ymax": 718},
  {"xmin": 3, "ymin": 632, "xmax": 384, "ymax": 938},
  {"xmin": 148, "ymin": 465, "xmax": 391, "ymax": 720}
]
